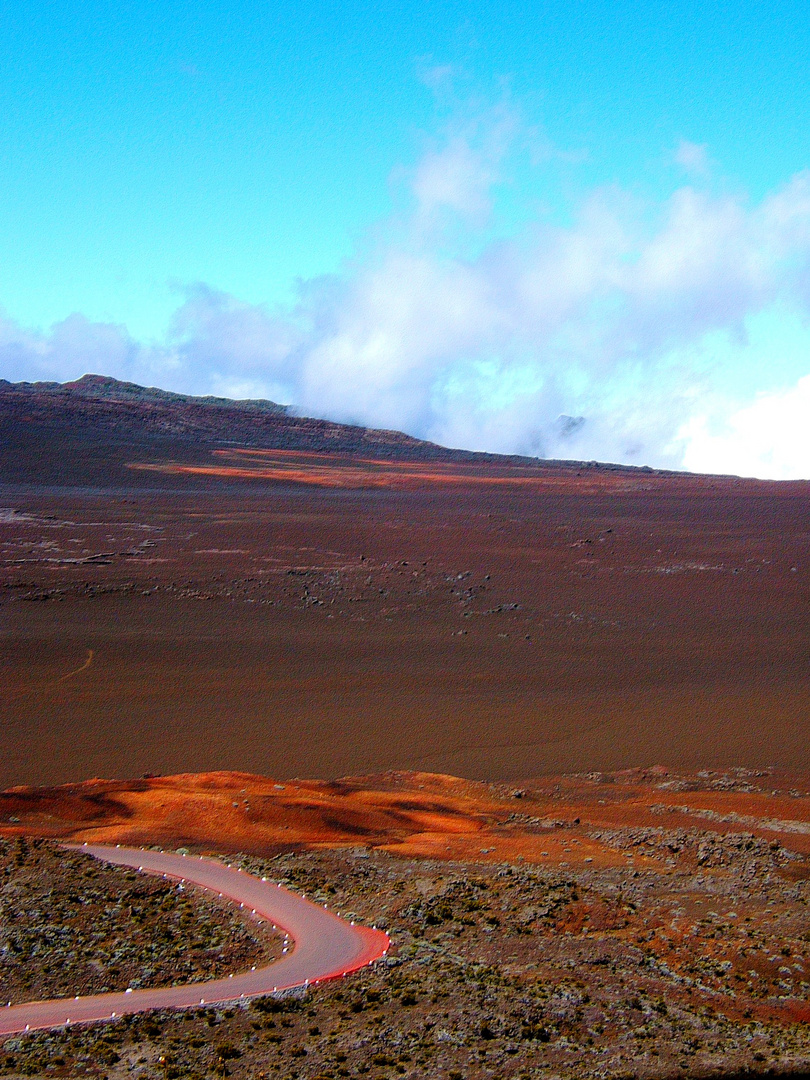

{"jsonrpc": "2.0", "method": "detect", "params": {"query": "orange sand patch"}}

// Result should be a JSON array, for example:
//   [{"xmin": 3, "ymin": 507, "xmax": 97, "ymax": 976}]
[
  {"xmin": 126, "ymin": 448, "xmax": 810, "ymax": 494},
  {"xmin": 4, "ymin": 767, "xmax": 808, "ymax": 868}
]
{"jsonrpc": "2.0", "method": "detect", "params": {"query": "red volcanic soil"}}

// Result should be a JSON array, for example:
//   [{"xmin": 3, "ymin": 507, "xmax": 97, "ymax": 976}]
[{"xmin": 2, "ymin": 376, "xmax": 810, "ymax": 787}]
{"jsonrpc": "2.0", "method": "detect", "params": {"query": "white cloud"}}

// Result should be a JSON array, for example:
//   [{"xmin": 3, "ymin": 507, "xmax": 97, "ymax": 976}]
[
  {"xmin": 680, "ymin": 375, "xmax": 810, "ymax": 479},
  {"xmin": 412, "ymin": 138, "xmax": 495, "ymax": 221},
  {"xmin": 4, "ymin": 113, "xmax": 810, "ymax": 478},
  {"xmin": 0, "ymin": 311, "xmax": 141, "ymax": 384},
  {"xmin": 674, "ymin": 139, "xmax": 710, "ymax": 177}
]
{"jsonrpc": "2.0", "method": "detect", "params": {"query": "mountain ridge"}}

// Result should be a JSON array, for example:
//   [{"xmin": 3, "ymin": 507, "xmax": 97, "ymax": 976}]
[
  {"xmin": 0, "ymin": 372, "xmax": 664, "ymax": 474},
  {"xmin": 0, "ymin": 372, "xmax": 441, "ymax": 456},
  {"xmin": 2, "ymin": 372, "xmax": 494, "ymax": 485},
  {"xmin": 2, "ymin": 372, "xmax": 291, "ymax": 415}
]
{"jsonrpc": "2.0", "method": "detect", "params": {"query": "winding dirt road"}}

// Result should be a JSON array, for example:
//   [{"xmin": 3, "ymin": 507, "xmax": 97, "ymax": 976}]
[{"xmin": 0, "ymin": 844, "xmax": 389, "ymax": 1036}]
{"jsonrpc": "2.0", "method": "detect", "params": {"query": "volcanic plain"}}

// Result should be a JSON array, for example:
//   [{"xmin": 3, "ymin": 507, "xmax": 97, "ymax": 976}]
[
  {"xmin": 3, "ymin": 376, "xmax": 810, "ymax": 787},
  {"xmin": 4, "ymin": 375, "xmax": 810, "ymax": 1078}
]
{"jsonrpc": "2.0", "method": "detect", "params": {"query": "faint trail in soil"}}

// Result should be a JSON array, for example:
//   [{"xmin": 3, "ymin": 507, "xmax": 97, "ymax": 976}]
[
  {"xmin": 57, "ymin": 649, "xmax": 94, "ymax": 682},
  {"xmin": 5, "ymin": 649, "xmax": 95, "ymax": 704}
]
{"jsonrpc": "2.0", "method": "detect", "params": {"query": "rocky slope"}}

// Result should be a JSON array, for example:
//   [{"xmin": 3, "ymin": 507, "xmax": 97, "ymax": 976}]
[{"xmin": 0, "ymin": 375, "xmax": 479, "ymax": 488}]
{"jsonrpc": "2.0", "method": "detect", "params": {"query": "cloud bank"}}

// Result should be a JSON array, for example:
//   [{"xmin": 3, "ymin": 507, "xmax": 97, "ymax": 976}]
[{"xmin": 4, "ymin": 112, "xmax": 810, "ymax": 478}]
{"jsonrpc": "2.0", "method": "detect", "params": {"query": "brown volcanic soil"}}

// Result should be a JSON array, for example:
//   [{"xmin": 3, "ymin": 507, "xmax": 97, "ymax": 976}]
[
  {"xmin": 3, "ymin": 374, "xmax": 810, "ymax": 786},
  {"xmin": 3, "ymin": 450, "xmax": 810, "ymax": 786}
]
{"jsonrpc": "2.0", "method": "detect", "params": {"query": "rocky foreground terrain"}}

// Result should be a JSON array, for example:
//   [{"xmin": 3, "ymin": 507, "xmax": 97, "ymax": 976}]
[
  {"xmin": 0, "ymin": 838, "xmax": 279, "ymax": 1005},
  {"xmin": 3, "ymin": 770, "xmax": 810, "ymax": 1077}
]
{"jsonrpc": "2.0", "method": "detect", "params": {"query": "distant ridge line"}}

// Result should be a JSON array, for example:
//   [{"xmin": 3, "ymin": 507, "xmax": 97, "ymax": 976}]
[
  {"xmin": 1, "ymin": 372, "xmax": 291, "ymax": 416},
  {"xmin": 0, "ymin": 373, "xmax": 664, "ymax": 473}
]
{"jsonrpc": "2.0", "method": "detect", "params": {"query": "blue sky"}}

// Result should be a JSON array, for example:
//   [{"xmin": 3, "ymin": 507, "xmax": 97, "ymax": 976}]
[{"xmin": 2, "ymin": 0, "xmax": 810, "ymax": 476}]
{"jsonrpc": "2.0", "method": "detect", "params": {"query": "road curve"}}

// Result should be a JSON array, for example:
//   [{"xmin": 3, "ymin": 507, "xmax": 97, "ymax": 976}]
[{"xmin": 0, "ymin": 844, "xmax": 389, "ymax": 1036}]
